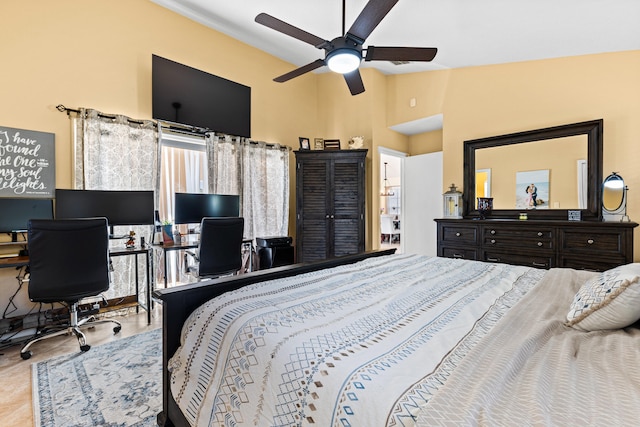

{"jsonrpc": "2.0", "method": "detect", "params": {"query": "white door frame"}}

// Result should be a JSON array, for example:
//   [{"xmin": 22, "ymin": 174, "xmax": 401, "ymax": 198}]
[{"xmin": 378, "ymin": 147, "xmax": 408, "ymax": 253}]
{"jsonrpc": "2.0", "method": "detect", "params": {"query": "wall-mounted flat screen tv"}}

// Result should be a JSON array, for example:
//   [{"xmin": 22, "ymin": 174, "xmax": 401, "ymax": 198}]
[
  {"xmin": 0, "ymin": 198, "xmax": 54, "ymax": 233},
  {"xmin": 55, "ymin": 189, "xmax": 155, "ymax": 227},
  {"xmin": 152, "ymin": 55, "xmax": 251, "ymax": 138},
  {"xmin": 174, "ymin": 193, "xmax": 240, "ymax": 224}
]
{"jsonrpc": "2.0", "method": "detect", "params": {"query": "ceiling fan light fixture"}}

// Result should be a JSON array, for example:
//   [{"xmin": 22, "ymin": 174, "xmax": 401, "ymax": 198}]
[{"xmin": 327, "ymin": 48, "xmax": 361, "ymax": 74}]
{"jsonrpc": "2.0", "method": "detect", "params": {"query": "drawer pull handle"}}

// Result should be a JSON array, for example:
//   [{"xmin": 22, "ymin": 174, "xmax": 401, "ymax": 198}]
[
  {"xmin": 490, "ymin": 230, "xmax": 496, "ymax": 235},
  {"xmin": 487, "ymin": 257, "xmax": 500, "ymax": 262},
  {"xmin": 587, "ymin": 239, "xmax": 594, "ymax": 245},
  {"xmin": 452, "ymin": 254, "xmax": 463, "ymax": 258},
  {"xmin": 455, "ymin": 232, "xmax": 461, "ymax": 237},
  {"xmin": 537, "ymin": 232, "xmax": 543, "ymax": 237},
  {"xmin": 532, "ymin": 262, "xmax": 547, "ymax": 267},
  {"xmin": 537, "ymin": 242, "xmax": 543, "ymax": 247},
  {"xmin": 490, "ymin": 239, "xmax": 496, "ymax": 244}
]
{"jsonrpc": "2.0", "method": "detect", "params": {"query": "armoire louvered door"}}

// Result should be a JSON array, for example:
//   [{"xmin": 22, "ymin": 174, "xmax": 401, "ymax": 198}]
[{"xmin": 295, "ymin": 149, "xmax": 367, "ymax": 263}]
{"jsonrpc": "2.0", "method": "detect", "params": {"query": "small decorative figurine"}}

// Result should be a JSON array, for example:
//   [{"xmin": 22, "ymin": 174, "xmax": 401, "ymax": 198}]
[
  {"xmin": 348, "ymin": 135, "xmax": 364, "ymax": 149},
  {"xmin": 125, "ymin": 230, "xmax": 136, "ymax": 248}
]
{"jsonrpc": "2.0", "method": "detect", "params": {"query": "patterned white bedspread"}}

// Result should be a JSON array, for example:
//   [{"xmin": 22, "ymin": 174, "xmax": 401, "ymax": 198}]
[{"xmin": 169, "ymin": 254, "xmax": 544, "ymax": 426}]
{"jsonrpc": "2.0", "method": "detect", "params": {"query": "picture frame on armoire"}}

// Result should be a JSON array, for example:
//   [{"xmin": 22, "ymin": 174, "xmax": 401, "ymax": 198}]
[
  {"xmin": 323, "ymin": 139, "xmax": 341, "ymax": 150},
  {"xmin": 299, "ymin": 137, "xmax": 310, "ymax": 150},
  {"xmin": 314, "ymin": 138, "xmax": 324, "ymax": 150}
]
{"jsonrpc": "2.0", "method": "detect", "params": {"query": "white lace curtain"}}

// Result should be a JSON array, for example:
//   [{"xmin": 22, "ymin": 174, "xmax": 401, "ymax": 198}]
[
  {"xmin": 73, "ymin": 109, "xmax": 158, "ymax": 300},
  {"xmin": 205, "ymin": 134, "xmax": 289, "ymax": 240}
]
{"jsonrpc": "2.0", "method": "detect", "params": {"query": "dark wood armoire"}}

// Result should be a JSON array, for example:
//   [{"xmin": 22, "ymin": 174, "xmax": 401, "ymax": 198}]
[{"xmin": 294, "ymin": 149, "xmax": 367, "ymax": 263}]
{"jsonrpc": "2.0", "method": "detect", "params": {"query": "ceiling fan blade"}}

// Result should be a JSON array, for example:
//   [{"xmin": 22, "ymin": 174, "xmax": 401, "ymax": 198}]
[
  {"xmin": 256, "ymin": 13, "xmax": 329, "ymax": 49},
  {"xmin": 365, "ymin": 46, "xmax": 438, "ymax": 62},
  {"xmin": 344, "ymin": 69, "xmax": 365, "ymax": 95},
  {"xmin": 273, "ymin": 59, "xmax": 326, "ymax": 83},
  {"xmin": 346, "ymin": 0, "xmax": 399, "ymax": 44}
]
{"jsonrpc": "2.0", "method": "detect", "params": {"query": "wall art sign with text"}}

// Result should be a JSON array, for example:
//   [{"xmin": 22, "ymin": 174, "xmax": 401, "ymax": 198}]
[{"xmin": 0, "ymin": 125, "xmax": 55, "ymax": 198}]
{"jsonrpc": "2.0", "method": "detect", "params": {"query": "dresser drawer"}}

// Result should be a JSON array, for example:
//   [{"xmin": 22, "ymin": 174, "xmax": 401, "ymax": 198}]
[
  {"xmin": 482, "ymin": 250, "xmax": 554, "ymax": 269},
  {"xmin": 561, "ymin": 230, "xmax": 624, "ymax": 255},
  {"xmin": 441, "ymin": 246, "xmax": 478, "ymax": 260},
  {"xmin": 440, "ymin": 225, "xmax": 478, "ymax": 244},
  {"xmin": 558, "ymin": 255, "xmax": 625, "ymax": 272},
  {"xmin": 482, "ymin": 226, "xmax": 553, "ymax": 250},
  {"xmin": 483, "ymin": 236, "xmax": 553, "ymax": 250}
]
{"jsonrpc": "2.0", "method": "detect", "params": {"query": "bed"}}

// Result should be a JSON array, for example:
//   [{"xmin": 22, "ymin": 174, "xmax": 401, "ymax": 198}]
[{"xmin": 153, "ymin": 250, "xmax": 640, "ymax": 426}]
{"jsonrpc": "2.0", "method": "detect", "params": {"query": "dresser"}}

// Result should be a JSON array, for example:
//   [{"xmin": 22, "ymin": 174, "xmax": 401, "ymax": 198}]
[
  {"xmin": 435, "ymin": 219, "xmax": 637, "ymax": 272},
  {"xmin": 295, "ymin": 149, "xmax": 367, "ymax": 263}
]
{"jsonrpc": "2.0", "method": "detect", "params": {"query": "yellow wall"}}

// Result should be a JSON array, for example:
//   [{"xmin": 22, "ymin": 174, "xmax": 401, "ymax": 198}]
[
  {"xmin": 409, "ymin": 129, "xmax": 443, "ymax": 155},
  {"xmin": 386, "ymin": 70, "xmax": 451, "ymax": 127}
]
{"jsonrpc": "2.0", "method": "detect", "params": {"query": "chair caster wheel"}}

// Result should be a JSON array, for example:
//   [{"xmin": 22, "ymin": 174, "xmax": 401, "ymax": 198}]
[
  {"xmin": 21, "ymin": 351, "xmax": 32, "ymax": 360},
  {"xmin": 113, "ymin": 326, "xmax": 121, "ymax": 334},
  {"xmin": 80, "ymin": 344, "xmax": 91, "ymax": 352}
]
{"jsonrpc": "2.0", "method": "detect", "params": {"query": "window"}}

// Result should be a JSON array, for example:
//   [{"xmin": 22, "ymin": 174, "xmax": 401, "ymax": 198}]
[
  {"xmin": 158, "ymin": 131, "xmax": 208, "ymax": 228},
  {"xmin": 158, "ymin": 130, "xmax": 208, "ymax": 285}
]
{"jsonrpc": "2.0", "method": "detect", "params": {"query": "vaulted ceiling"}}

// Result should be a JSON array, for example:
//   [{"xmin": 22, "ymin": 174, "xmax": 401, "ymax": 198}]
[{"xmin": 152, "ymin": 0, "xmax": 640, "ymax": 75}]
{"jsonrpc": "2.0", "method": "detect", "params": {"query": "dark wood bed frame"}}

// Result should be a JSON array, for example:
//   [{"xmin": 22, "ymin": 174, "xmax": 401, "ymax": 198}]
[{"xmin": 153, "ymin": 249, "xmax": 396, "ymax": 427}]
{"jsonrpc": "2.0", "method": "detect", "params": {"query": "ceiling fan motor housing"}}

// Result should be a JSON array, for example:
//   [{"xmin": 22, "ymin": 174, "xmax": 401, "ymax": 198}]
[{"xmin": 326, "ymin": 37, "xmax": 363, "ymax": 73}]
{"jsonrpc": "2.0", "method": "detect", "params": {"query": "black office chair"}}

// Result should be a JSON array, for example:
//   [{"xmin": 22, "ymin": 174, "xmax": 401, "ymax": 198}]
[
  {"xmin": 20, "ymin": 218, "xmax": 121, "ymax": 360},
  {"xmin": 184, "ymin": 217, "xmax": 245, "ymax": 280}
]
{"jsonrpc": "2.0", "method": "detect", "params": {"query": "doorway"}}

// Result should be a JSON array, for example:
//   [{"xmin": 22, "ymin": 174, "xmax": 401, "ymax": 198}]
[
  {"xmin": 378, "ymin": 147, "xmax": 443, "ymax": 256},
  {"xmin": 379, "ymin": 148, "xmax": 406, "ymax": 254}
]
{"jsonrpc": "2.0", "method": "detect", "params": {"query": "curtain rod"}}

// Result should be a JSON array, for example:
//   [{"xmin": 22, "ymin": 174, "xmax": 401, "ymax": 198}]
[
  {"xmin": 57, "ymin": 104, "xmax": 291, "ymax": 151},
  {"xmin": 56, "ymin": 104, "xmax": 152, "ymax": 127},
  {"xmin": 159, "ymin": 121, "xmax": 291, "ymax": 151}
]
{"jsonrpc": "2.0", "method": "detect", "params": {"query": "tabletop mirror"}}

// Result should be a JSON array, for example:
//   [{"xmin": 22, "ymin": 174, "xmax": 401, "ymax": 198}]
[
  {"xmin": 463, "ymin": 119, "xmax": 603, "ymax": 221},
  {"xmin": 602, "ymin": 172, "xmax": 629, "ymax": 222}
]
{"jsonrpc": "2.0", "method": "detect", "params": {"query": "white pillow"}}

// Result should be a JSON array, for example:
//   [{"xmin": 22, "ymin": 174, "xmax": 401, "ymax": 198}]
[{"xmin": 566, "ymin": 263, "xmax": 640, "ymax": 331}]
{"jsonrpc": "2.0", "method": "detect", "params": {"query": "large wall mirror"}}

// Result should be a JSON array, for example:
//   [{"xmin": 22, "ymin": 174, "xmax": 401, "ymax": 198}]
[{"xmin": 463, "ymin": 119, "xmax": 603, "ymax": 221}]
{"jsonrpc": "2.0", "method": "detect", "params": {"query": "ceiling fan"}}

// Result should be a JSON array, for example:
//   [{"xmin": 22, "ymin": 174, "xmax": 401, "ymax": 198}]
[{"xmin": 255, "ymin": 0, "xmax": 438, "ymax": 95}]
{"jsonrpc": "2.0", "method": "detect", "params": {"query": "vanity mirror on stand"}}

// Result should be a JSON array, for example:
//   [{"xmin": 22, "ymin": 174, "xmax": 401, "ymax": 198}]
[
  {"xmin": 436, "ymin": 119, "xmax": 638, "ymax": 272},
  {"xmin": 602, "ymin": 172, "xmax": 629, "ymax": 222}
]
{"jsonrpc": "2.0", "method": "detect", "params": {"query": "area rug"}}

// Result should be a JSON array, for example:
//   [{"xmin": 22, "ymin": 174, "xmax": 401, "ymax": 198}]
[{"xmin": 32, "ymin": 328, "xmax": 162, "ymax": 427}]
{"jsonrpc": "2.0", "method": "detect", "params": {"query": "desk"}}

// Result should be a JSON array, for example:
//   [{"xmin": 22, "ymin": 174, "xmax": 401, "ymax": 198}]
[
  {"xmin": 108, "ymin": 246, "xmax": 154, "ymax": 324},
  {"xmin": 154, "ymin": 238, "xmax": 253, "ymax": 288},
  {"xmin": 0, "ymin": 245, "xmax": 154, "ymax": 324},
  {"xmin": 0, "ymin": 240, "xmax": 28, "ymax": 268},
  {"xmin": 155, "ymin": 240, "xmax": 197, "ymax": 288},
  {"xmin": 0, "ymin": 256, "xmax": 29, "ymax": 269}
]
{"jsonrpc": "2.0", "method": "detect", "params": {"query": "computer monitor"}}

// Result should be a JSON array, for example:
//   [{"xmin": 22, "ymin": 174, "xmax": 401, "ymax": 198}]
[
  {"xmin": 55, "ymin": 189, "xmax": 155, "ymax": 226},
  {"xmin": 0, "ymin": 198, "xmax": 54, "ymax": 233},
  {"xmin": 174, "ymin": 193, "xmax": 240, "ymax": 224}
]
